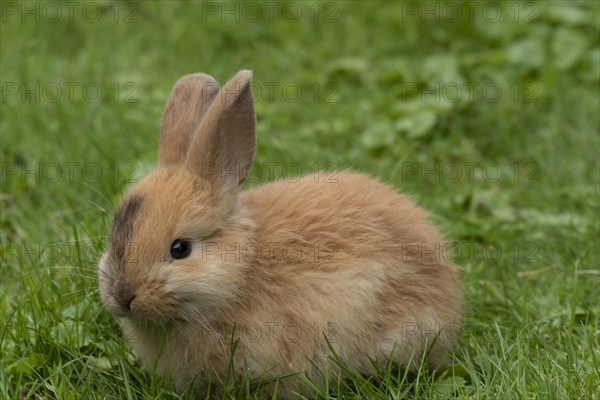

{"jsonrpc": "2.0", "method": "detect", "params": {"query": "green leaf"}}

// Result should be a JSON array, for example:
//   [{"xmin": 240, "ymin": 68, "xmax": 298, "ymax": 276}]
[
  {"xmin": 552, "ymin": 28, "xmax": 588, "ymax": 71},
  {"xmin": 507, "ymin": 37, "xmax": 546, "ymax": 69},
  {"xmin": 360, "ymin": 122, "xmax": 395, "ymax": 149},
  {"xmin": 544, "ymin": 4, "xmax": 593, "ymax": 26},
  {"xmin": 395, "ymin": 111, "xmax": 437, "ymax": 139},
  {"xmin": 433, "ymin": 376, "xmax": 467, "ymax": 396},
  {"xmin": 60, "ymin": 304, "xmax": 79, "ymax": 320},
  {"xmin": 90, "ymin": 356, "xmax": 114, "ymax": 370},
  {"xmin": 8, "ymin": 353, "xmax": 47, "ymax": 374},
  {"xmin": 422, "ymin": 55, "xmax": 463, "ymax": 85}
]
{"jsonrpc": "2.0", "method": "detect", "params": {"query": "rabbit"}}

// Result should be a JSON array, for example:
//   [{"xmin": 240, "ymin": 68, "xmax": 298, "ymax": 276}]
[{"xmin": 98, "ymin": 70, "xmax": 463, "ymax": 399}]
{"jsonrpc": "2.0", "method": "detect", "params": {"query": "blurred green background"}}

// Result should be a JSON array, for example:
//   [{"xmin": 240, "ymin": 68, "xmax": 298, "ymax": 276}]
[{"xmin": 1, "ymin": 1, "xmax": 598, "ymax": 399}]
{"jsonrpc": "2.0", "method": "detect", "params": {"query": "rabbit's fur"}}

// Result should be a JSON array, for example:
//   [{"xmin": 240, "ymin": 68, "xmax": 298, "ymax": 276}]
[{"xmin": 98, "ymin": 71, "xmax": 462, "ymax": 398}]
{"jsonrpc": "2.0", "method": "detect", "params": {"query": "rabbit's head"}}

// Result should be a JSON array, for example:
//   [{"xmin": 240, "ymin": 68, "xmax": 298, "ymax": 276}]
[{"xmin": 98, "ymin": 71, "xmax": 256, "ymax": 322}]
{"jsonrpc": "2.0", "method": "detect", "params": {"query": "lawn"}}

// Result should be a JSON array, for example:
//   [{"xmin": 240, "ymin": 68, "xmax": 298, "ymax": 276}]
[{"xmin": 1, "ymin": 1, "xmax": 599, "ymax": 399}]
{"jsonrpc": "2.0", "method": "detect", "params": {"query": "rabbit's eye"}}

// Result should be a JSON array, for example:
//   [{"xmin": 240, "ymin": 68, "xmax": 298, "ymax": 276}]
[{"xmin": 170, "ymin": 239, "xmax": 191, "ymax": 259}]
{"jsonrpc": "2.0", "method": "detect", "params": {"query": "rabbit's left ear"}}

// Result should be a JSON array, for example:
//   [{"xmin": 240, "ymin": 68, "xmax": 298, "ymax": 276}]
[
  {"xmin": 158, "ymin": 73, "xmax": 220, "ymax": 166},
  {"xmin": 185, "ymin": 70, "xmax": 256, "ymax": 187}
]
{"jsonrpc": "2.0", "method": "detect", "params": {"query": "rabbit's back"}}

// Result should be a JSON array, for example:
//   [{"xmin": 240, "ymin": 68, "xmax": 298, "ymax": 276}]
[
  {"xmin": 242, "ymin": 172, "xmax": 450, "ymax": 265},
  {"xmin": 235, "ymin": 172, "xmax": 462, "ymax": 376}
]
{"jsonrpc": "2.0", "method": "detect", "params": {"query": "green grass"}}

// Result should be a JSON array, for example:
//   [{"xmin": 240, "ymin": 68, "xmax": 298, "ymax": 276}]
[{"xmin": 1, "ymin": 1, "xmax": 599, "ymax": 399}]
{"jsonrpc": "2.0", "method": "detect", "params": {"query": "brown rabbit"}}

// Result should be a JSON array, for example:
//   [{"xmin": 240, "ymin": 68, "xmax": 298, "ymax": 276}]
[{"xmin": 98, "ymin": 70, "xmax": 462, "ymax": 398}]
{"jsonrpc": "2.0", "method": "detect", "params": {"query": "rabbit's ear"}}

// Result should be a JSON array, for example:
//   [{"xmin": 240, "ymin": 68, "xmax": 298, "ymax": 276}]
[
  {"xmin": 158, "ymin": 73, "xmax": 220, "ymax": 166},
  {"xmin": 185, "ymin": 70, "xmax": 256, "ymax": 187}
]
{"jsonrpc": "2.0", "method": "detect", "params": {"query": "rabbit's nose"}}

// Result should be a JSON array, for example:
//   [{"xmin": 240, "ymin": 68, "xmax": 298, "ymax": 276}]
[{"xmin": 114, "ymin": 281, "xmax": 136, "ymax": 310}]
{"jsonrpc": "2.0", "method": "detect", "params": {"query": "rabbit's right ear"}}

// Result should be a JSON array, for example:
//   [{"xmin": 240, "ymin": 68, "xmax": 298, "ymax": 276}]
[
  {"xmin": 158, "ymin": 73, "xmax": 220, "ymax": 166},
  {"xmin": 185, "ymin": 70, "xmax": 255, "ymax": 190}
]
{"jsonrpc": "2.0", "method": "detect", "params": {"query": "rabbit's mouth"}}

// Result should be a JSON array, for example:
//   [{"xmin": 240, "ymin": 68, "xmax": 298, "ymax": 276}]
[
  {"xmin": 99, "ymin": 266, "xmax": 180, "ymax": 322},
  {"xmin": 116, "ymin": 281, "xmax": 182, "ymax": 322}
]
